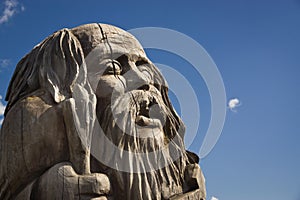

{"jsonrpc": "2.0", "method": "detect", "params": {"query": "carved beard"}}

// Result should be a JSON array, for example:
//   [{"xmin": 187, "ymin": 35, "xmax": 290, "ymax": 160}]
[{"xmin": 93, "ymin": 88, "xmax": 188, "ymax": 200}]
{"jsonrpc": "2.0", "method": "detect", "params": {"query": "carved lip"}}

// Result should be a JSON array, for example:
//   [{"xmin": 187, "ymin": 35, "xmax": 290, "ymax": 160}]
[
  {"xmin": 135, "ymin": 115, "xmax": 162, "ymax": 128},
  {"xmin": 135, "ymin": 115, "xmax": 164, "ymax": 138}
]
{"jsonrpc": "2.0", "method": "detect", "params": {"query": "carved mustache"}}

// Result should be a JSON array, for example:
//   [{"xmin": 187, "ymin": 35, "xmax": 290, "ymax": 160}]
[
  {"xmin": 96, "ymin": 88, "xmax": 168, "ymax": 135},
  {"xmin": 124, "ymin": 89, "xmax": 167, "ymax": 126},
  {"xmin": 97, "ymin": 85, "xmax": 182, "ymax": 142}
]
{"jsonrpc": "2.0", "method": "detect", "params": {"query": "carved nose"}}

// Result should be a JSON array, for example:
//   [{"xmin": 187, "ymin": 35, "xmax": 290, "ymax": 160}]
[{"xmin": 125, "ymin": 67, "xmax": 150, "ymax": 91}]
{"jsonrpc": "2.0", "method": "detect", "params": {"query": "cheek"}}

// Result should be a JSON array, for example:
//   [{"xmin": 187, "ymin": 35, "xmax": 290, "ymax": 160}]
[{"xmin": 96, "ymin": 76, "xmax": 126, "ymax": 99}]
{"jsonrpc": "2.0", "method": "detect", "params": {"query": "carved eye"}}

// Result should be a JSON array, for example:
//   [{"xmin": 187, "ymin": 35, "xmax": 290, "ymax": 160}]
[{"xmin": 104, "ymin": 60, "xmax": 122, "ymax": 75}]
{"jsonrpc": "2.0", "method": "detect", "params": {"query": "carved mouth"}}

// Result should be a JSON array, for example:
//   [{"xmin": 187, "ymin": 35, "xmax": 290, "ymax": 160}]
[{"xmin": 135, "ymin": 96, "xmax": 165, "ymax": 128}]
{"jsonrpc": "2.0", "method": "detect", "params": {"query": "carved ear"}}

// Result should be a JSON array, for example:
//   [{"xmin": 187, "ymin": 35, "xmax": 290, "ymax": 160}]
[{"xmin": 37, "ymin": 29, "xmax": 84, "ymax": 103}]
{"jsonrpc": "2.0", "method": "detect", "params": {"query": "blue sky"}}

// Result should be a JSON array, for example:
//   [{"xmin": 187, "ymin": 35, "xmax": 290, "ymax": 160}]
[{"xmin": 0, "ymin": 0, "xmax": 300, "ymax": 199}]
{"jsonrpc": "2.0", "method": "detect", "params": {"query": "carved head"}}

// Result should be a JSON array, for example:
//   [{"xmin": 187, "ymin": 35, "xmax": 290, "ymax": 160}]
[
  {"xmin": 4, "ymin": 23, "xmax": 191, "ymax": 198},
  {"xmin": 6, "ymin": 23, "xmax": 186, "ymax": 147}
]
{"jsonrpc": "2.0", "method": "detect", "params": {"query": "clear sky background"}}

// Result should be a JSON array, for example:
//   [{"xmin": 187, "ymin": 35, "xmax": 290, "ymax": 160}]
[{"xmin": 0, "ymin": 0, "xmax": 300, "ymax": 199}]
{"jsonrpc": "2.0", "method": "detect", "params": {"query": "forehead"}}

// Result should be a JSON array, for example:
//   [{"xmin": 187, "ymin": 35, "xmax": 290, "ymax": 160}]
[
  {"xmin": 101, "ymin": 24, "xmax": 145, "ymax": 55},
  {"xmin": 90, "ymin": 34, "xmax": 147, "ymax": 61},
  {"xmin": 72, "ymin": 23, "xmax": 147, "ymax": 60}
]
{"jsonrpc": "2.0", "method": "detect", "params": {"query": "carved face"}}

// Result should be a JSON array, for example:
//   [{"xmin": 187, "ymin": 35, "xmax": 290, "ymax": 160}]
[{"xmin": 85, "ymin": 27, "xmax": 174, "ymax": 151}]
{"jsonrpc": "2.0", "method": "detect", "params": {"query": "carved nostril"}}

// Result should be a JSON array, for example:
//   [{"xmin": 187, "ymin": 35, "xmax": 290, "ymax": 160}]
[{"xmin": 137, "ymin": 84, "xmax": 150, "ymax": 91}]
